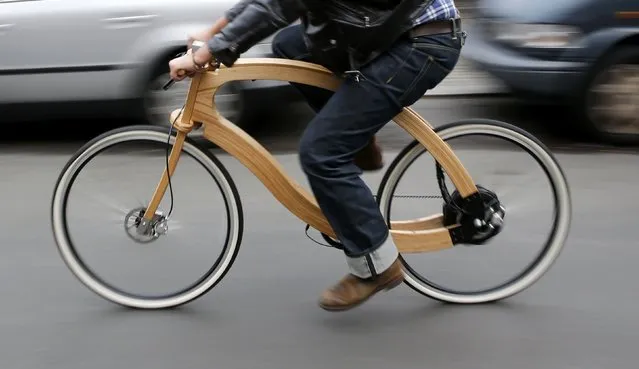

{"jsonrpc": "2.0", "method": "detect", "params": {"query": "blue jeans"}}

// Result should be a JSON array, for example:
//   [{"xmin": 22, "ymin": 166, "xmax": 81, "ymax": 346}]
[{"xmin": 272, "ymin": 24, "xmax": 462, "ymax": 278}]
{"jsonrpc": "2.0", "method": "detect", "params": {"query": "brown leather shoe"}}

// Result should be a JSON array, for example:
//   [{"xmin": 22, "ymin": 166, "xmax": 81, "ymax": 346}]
[
  {"xmin": 354, "ymin": 135, "xmax": 384, "ymax": 171},
  {"xmin": 318, "ymin": 258, "xmax": 404, "ymax": 311}
]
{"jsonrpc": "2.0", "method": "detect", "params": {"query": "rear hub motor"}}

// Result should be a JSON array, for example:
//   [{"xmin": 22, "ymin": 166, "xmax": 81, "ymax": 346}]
[{"xmin": 442, "ymin": 185, "xmax": 506, "ymax": 245}]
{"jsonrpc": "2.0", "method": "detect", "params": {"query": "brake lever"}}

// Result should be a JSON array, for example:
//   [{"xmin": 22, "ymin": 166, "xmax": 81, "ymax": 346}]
[
  {"xmin": 163, "ymin": 79, "xmax": 176, "ymax": 90},
  {"xmin": 162, "ymin": 51, "xmax": 185, "ymax": 90},
  {"xmin": 162, "ymin": 41, "xmax": 206, "ymax": 91}
]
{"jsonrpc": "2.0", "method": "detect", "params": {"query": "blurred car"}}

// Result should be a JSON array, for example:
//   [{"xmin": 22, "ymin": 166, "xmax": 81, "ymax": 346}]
[
  {"xmin": 0, "ymin": 0, "xmax": 286, "ymax": 128},
  {"xmin": 463, "ymin": 0, "xmax": 639, "ymax": 144}
]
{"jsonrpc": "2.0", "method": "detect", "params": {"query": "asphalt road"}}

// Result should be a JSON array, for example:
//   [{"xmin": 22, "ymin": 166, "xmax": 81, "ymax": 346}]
[{"xmin": 1, "ymin": 97, "xmax": 638, "ymax": 369}]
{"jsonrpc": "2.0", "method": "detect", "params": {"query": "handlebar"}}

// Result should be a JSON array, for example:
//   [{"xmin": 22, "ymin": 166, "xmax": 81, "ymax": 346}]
[{"xmin": 162, "ymin": 40, "xmax": 209, "ymax": 90}]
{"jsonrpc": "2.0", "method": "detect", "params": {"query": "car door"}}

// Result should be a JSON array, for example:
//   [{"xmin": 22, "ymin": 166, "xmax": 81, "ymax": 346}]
[
  {"xmin": 0, "ymin": 0, "xmax": 51, "ymax": 103},
  {"xmin": 0, "ymin": 0, "xmax": 159, "ymax": 103}
]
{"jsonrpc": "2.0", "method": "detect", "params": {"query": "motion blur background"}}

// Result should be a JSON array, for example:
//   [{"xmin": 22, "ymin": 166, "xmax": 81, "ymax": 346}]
[
  {"xmin": 1, "ymin": 1, "xmax": 638, "ymax": 369},
  {"xmin": 2, "ymin": 0, "xmax": 639, "ymax": 144}
]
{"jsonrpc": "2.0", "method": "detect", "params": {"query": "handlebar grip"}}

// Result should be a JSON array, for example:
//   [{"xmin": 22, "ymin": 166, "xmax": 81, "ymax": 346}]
[{"xmin": 163, "ymin": 79, "xmax": 176, "ymax": 90}]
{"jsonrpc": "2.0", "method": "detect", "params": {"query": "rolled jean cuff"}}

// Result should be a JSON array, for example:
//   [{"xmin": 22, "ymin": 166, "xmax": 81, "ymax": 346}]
[{"xmin": 346, "ymin": 237, "xmax": 399, "ymax": 279}]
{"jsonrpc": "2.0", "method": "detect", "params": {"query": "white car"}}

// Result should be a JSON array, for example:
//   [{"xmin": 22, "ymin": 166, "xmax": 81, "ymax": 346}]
[{"xmin": 0, "ymin": 0, "xmax": 284, "ymax": 127}]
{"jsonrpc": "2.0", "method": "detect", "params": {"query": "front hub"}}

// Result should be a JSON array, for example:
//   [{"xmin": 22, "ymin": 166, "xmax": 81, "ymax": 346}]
[{"xmin": 124, "ymin": 207, "xmax": 169, "ymax": 244}]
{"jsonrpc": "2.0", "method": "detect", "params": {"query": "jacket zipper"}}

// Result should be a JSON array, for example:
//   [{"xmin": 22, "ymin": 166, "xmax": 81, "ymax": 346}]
[{"xmin": 328, "ymin": 2, "xmax": 379, "ymax": 25}]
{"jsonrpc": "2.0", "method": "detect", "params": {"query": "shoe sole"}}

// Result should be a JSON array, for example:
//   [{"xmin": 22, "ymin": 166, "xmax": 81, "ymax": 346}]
[{"xmin": 318, "ymin": 277, "xmax": 403, "ymax": 312}]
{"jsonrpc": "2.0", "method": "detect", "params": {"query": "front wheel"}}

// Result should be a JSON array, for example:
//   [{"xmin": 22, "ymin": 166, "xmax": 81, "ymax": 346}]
[
  {"xmin": 51, "ymin": 126, "xmax": 244, "ymax": 309},
  {"xmin": 377, "ymin": 119, "xmax": 571, "ymax": 304}
]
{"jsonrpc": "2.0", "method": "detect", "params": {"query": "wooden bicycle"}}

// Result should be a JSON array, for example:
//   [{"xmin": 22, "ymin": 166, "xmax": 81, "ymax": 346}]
[{"xmin": 51, "ymin": 50, "xmax": 572, "ymax": 310}]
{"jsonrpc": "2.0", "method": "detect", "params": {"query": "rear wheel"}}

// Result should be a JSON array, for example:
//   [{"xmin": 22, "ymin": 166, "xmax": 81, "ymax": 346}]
[{"xmin": 377, "ymin": 119, "xmax": 571, "ymax": 304}]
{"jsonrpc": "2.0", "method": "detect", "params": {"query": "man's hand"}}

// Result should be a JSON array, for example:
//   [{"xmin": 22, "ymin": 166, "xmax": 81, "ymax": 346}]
[
  {"xmin": 168, "ymin": 53, "xmax": 196, "ymax": 81},
  {"xmin": 168, "ymin": 46, "xmax": 215, "ymax": 81}
]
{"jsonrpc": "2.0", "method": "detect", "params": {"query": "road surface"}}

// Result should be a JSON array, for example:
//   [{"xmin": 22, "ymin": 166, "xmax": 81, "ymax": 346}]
[{"xmin": 0, "ymin": 97, "xmax": 637, "ymax": 369}]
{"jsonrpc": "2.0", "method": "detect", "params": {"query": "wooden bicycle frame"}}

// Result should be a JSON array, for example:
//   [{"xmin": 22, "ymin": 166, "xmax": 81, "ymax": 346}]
[{"xmin": 143, "ymin": 58, "xmax": 479, "ymax": 254}]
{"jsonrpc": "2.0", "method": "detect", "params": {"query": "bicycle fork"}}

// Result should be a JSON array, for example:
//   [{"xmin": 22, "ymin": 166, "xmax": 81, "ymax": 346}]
[
  {"xmin": 137, "ymin": 65, "xmax": 205, "ymax": 236},
  {"xmin": 136, "ymin": 129, "xmax": 187, "ymax": 236}
]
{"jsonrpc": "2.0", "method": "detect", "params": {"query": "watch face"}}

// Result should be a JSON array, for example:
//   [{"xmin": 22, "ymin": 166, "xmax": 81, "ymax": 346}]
[{"xmin": 192, "ymin": 40, "xmax": 205, "ymax": 51}]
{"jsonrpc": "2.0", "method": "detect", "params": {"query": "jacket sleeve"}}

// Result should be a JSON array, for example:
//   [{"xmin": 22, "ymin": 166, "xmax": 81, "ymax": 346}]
[
  {"xmin": 224, "ymin": 0, "xmax": 254, "ymax": 22},
  {"xmin": 208, "ymin": 0, "xmax": 303, "ymax": 67}
]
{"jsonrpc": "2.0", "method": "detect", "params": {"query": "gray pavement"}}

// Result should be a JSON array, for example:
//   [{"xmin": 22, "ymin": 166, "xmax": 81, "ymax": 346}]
[{"xmin": 1, "ymin": 97, "xmax": 638, "ymax": 369}]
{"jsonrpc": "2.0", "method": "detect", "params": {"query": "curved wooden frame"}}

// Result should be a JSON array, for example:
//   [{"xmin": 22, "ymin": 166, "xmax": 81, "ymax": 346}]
[{"xmin": 143, "ymin": 58, "xmax": 479, "ymax": 254}]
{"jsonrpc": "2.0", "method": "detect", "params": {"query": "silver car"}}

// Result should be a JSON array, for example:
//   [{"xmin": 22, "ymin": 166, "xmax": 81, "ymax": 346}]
[{"xmin": 0, "ymin": 0, "xmax": 282, "ymax": 127}]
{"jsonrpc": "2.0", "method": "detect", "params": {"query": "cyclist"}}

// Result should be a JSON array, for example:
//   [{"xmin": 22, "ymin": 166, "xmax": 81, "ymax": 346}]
[{"xmin": 169, "ymin": 0, "xmax": 464, "ymax": 312}]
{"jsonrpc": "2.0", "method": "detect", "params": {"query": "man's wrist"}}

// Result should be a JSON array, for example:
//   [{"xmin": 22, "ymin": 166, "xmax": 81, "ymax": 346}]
[{"xmin": 193, "ymin": 47, "xmax": 214, "ymax": 66}]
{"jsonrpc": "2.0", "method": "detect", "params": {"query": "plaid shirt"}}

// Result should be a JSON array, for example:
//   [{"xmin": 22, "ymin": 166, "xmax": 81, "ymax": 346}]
[
  {"xmin": 225, "ymin": 1, "xmax": 460, "ymax": 28},
  {"xmin": 412, "ymin": 0, "xmax": 460, "ymax": 26}
]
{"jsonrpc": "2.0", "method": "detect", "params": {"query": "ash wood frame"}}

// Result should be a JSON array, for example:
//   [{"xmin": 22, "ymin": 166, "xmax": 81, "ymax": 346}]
[{"xmin": 143, "ymin": 58, "xmax": 479, "ymax": 254}]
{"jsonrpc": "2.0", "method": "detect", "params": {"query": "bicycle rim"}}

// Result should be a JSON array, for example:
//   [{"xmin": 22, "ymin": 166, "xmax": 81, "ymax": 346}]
[
  {"xmin": 51, "ymin": 126, "xmax": 243, "ymax": 309},
  {"xmin": 377, "ymin": 119, "xmax": 571, "ymax": 303}
]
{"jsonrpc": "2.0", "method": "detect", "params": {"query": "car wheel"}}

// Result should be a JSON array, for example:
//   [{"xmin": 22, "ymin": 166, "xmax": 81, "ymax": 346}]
[
  {"xmin": 581, "ymin": 46, "xmax": 639, "ymax": 145},
  {"xmin": 142, "ymin": 59, "xmax": 247, "ymax": 139}
]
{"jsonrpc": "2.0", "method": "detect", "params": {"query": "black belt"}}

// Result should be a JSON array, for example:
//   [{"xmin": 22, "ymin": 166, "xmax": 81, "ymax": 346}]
[{"xmin": 408, "ymin": 18, "xmax": 463, "ymax": 38}]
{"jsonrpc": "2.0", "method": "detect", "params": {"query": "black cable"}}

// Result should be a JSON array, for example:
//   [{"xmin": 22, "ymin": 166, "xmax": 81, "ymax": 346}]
[
  {"xmin": 161, "ymin": 51, "xmax": 188, "ymax": 220},
  {"xmin": 165, "ymin": 104, "xmax": 185, "ymax": 219}
]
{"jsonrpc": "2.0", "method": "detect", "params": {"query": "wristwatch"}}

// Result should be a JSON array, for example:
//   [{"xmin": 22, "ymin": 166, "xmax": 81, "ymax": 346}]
[{"xmin": 191, "ymin": 40, "xmax": 210, "ymax": 71}]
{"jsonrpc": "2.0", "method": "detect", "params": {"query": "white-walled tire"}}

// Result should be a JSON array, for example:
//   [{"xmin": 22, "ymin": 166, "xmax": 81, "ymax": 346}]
[
  {"xmin": 376, "ymin": 119, "xmax": 572, "ymax": 304},
  {"xmin": 51, "ymin": 126, "xmax": 243, "ymax": 309}
]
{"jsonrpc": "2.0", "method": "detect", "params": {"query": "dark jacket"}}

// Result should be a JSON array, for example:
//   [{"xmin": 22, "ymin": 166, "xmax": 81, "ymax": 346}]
[{"xmin": 207, "ymin": 0, "xmax": 429, "ymax": 74}]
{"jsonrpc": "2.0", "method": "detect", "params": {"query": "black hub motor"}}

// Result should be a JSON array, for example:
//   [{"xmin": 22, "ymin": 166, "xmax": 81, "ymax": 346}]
[{"xmin": 437, "ymin": 165, "xmax": 506, "ymax": 245}]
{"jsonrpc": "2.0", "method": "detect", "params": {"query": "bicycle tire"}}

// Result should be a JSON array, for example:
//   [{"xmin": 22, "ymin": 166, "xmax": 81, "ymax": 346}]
[
  {"xmin": 51, "ymin": 125, "xmax": 244, "ymax": 309},
  {"xmin": 377, "ymin": 118, "xmax": 572, "ymax": 304}
]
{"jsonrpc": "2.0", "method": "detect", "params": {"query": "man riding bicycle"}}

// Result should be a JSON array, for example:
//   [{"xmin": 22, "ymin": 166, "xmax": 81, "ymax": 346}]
[{"xmin": 168, "ymin": 0, "xmax": 465, "ymax": 312}]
